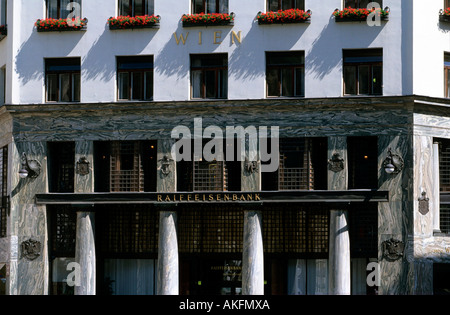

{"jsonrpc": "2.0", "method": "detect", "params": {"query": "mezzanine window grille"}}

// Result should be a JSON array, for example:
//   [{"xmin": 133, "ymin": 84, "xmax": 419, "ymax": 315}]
[
  {"xmin": 344, "ymin": 0, "xmax": 382, "ymax": 9},
  {"xmin": 437, "ymin": 138, "xmax": 450, "ymax": 192},
  {"xmin": 193, "ymin": 0, "xmax": 228, "ymax": 14},
  {"xmin": 117, "ymin": 56, "xmax": 154, "ymax": 101},
  {"xmin": 343, "ymin": 49, "xmax": 383, "ymax": 96},
  {"xmin": 191, "ymin": 54, "xmax": 228, "ymax": 99},
  {"xmin": 0, "ymin": 146, "xmax": 8, "ymax": 238},
  {"xmin": 349, "ymin": 203, "xmax": 378, "ymax": 258},
  {"xmin": 266, "ymin": 51, "xmax": 305, "ymax": 98},
  {"xmin": 110, "ymin": 141, "xmax": 144, "ymax": 192},
  {"xmin": 45, "ymin": 58, "xmax": 81, "ymax": 103},
  {"xmin": 50, "ymin": 205, "xmax": 76, "ymax": 257},
  {"xmin": 445, "ymin": 53, "xmax": 450, "ymax": 98},
  {"xmin": 48, "ymin": 142, "xmax": 75, "ymax": 193},
  {"xmin": 47, "ymin": 0, "xmax": 81, "ymax": 20},
  {"xmin": 267, "ymin": 0, "xmax": 304, "ymax": 11},
  {"xmin": 441, "ymin": 205, "xmax": 450, "ymax": 234},
  {"xmin": 119, "ymin": 0, "xmax": 154, "ymax": 17}
]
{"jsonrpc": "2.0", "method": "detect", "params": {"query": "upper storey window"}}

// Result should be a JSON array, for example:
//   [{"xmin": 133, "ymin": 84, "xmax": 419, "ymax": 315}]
[
  {"xmin": 47, "ymin": 0, "xmax": 81, "ymax": 19},
  {"xmin": 117, "ymin": 56, "xmax": 154, "ymax": 101},
  {"xmin": 193, "ymin": 0, "xmax": 228, "ymax": 14},
  {"xmin": 344, "ymin": 0, "xmax": 382, "ymax": 9},
  {"xmin": 445, "ymin": 53, "xmax": 450, "ymax": 98},
  {"xmin": 446, "ymin": 0, "xmax": 450, "ymax": 8},
  {"xmin": 267, "ymin": 0, "xmax": 304, "ymax": 11},
  {"xmin": 343, "ymin": 49, "xmax": 383, "ymax": 96},
  {"xmin": 191, "ymin": 54, "xmax": 228, "ymax": 99},
  {"xmin": 45, "ymin": 58, "xmax": 81, "ymax": 103},
  {"xmin": 119, "ymin": 0, "xmax": 154, "ymax": 17},
  {"xmin": 266, "ymin": 51, "xmax": 305, "ymax": 98}
]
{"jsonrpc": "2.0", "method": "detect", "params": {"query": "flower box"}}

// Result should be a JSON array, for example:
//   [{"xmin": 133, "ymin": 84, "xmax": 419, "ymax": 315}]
[
  {"xmin": 108, "ymin": 15, "xmax": 161, "ymax": 30},
  {"xmin": 333, "ymin": 7, "xmax": 389, "ymax": 22},
  {"xmin": 440, "ymin": 8, "xmax": 450, "ymax": 23},
  {"xmin": 182, "ymin": 12, "xmax": 235, "ymax": 27},
  {"xmin": 35, "ymin": 18, "xmax": 88, "ymax": 32},
  {"xmin": 257, "ymin": 9, "xmax": 311, "ymax": 24}
]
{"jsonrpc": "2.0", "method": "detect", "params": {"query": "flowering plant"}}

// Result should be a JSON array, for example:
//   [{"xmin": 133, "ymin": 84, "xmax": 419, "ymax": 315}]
[
  {"xmin": 333, "ymin": 7, "xmax": 389, "ymax": 20},
  {"xmin": 442, "ymin": 8, "xmax": 450, "ymax": 16},
  {"xmin": 35, "ymin": 17, "xmax": 88, "ymax": 31},
  {"xmin": 182, "ymin": 12, "xmax": 234, "ymax": 26},
  {"xmin": 108, "ymin": 15, "xmax": 160, "ymax": 29},
  {"xmin": 257, "ymin": 9, "xmax": 311, "ymax": 24}
]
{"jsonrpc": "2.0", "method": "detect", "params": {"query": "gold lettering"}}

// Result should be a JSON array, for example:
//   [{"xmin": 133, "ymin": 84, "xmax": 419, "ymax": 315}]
[
  {"xmin": 255, "ymin": 193, "xmax": 261, "ymax": 201},
  {"xmin": 203, "ymin": 194, "xmax": 206, "ymax": 201},
  {"xmin": 173, "ymin": 32, "xmax": 189, "ymax": 45},
  {"xmin": 224, "ymin": 194, "xmax": 230, "ymax": 201},
  {"xmin": 213, "ymin": 31, "xmax": 222, "ymax": 44},
  {"xmin": 188, "ymin": 194, "xmax": 192, "ymax": 201},
  {"xmin": 165, "ymin": 195, "xmax": 171, "ymax": 202},
  {"xmin": 173, "ymin": 194, "xmax": 177, "ymax": 201},
  {"xmin": 209, "ymin": 194, "xmax": 214, "ymax": 201},
  {"xmin": 231, "ymin": 31, "xmax": 242, "ymax": 44},
  {"xmin": 180, "ymin": 194, "xmax": 184, "ymax": 201},
  {"xmin": 217, "ymin": 194, "xmax": 221, "ymax": 201},
  {"xmin": 247, "ymin": 194, "xmax": 253, "ymax": 201},
  {"xmin": 157, "ymin": 195, "xmax": 162, "ymax": 202},
  {"xmin": 240, "ymin": 194, "xmax": 246, "ymax": 201},
  {"xmin": 198, "ymin": 31, "xmax": 202, "ymax": 45},
  {"xmin": 195, "ymin": 194, "xmax": 199, "ymax": 201},
  {"xmin": 233, "ymin": 194, "xmax": 238, "ymax": 201}
]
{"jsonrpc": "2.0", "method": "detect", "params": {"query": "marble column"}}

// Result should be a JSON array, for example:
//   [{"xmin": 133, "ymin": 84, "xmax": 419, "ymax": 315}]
[
  {"xmin": 156, "ymin": 139, "xmax": 179, "ymax": 295},
  {"xmin": 327, "ymin": 137, "xmax": 351, "ymax": 295},
  {"xmin": 74, "ymin": 211, "xmax": 96, "ymax": 295},
  {"xmin": 433, "ymin": 142, "xmax": 441, "ymax": 233},
  {"xmin": 241, "ymin": 134, "xmax": 264, "ymax": 295}
]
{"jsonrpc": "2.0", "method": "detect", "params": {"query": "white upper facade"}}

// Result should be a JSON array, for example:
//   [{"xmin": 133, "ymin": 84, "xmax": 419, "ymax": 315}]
[{"xmin": 0, "ymin": 0, "xmax": 449, "ymax": 105}]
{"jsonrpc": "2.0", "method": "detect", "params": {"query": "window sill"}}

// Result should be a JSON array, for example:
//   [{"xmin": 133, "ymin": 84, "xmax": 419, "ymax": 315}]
[
  {"xmin": 181, "ymin": 12, "xmax": 235, "ymax": 28},
  {"xmin": 433, "ymin": 231, "xmax": 450, "ymax": 237},
  {"xmin": 109, "ymin": 23, "xmax": 160, "ymax": 30},
  {"xmin": 334, "ymin": 16, "xmax": 389, "ymax": 23},
  {"xmin": 37, "ymin": 26, "xmax": 87, "ymax": 33}
]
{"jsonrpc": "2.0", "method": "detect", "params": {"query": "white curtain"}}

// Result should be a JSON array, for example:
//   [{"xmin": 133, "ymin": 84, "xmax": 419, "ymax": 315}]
[
  {"xmin": 104, "ymin": 259, "xmax": 156, "ymax": 295},
  {"xmin": 288, "ymin": 259, "xmax": 328, "ymax": 295}
]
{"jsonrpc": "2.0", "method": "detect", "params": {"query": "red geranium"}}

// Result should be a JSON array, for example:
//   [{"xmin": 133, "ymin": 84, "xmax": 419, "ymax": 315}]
[
  {"xmin": 108, "ymin": 15, "xmax": 160, "ymax": 29},
  {"xmin": 257, "ymin": 8, "xmax": 311, "ymax": 24}
]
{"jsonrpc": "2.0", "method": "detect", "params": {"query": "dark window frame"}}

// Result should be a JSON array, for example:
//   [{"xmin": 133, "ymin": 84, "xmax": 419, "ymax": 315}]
[
  {"xmin": 445, "ymin": 53, "xmax": 450, "ymax": 98},
  {"xmin": 190, "ymin": 54, "xmax": 228, "ymax": 100},
  {"xmin": 117, "ymin": 56, "xmax": 154, "ymax": 102},
  {"xmin": 267, "ymin": 0, "xmax": 305, "ymax": 11},
  {"xmin": 0, "ymin": 145, "xmax": 7, "ymax": 238},
  {"xmin": 343, "ymin": 0, "xmax": 382, "ymax": 9},
  {"xmin": 118, "ymin": 0, "xmax": 154, "ymax": 17},
  {"xmin": 446, "ymin": 0, "xmax": 450, "ymax": 8},
  {"xmin": 48, "ymin": 142, "xmax": 75, "ymax": 193},
  {"xmin": 192, "ymin": 0, "xmax": 228, "ymax": 14},
  {"xmin": 266, "ymin": 51, "xmax": 305, "ymax": 98},
  {"xmin": 46, "ymin": 0, "xmax": 82, "ymax": 20},
  {"xmin": 45, "ymin": 58, "xmax": 81, "ymax": 103},
  {"xmin": 343, "ymin": 49, "xmax": 383, "ymax": 96}
]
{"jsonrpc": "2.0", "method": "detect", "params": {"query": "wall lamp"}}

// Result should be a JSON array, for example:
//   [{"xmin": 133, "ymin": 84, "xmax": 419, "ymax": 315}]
[
  {"xmin": 19, "ymin": 153, "xmax": 41, "ymax": 179},
  {"xmin": 383, "ymin": 148, "xmax": 404, "ymax": 175}
]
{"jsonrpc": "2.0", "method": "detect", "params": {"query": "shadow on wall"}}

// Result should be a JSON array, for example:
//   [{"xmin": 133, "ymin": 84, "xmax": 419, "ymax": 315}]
[
  {"xmin": 307, "ymin": 15, "xmax": 387, "ymax": 80},
  {"xmin": 15, "ymin": 28, "xmax": 85, "ymax": 84},
  {"xmin": 83, "ymin": 24, "xmax": 158, "ymax": 82},
  {"xmin": 229, "ymin": 17, "xmax": 310, "ymax": 81}
]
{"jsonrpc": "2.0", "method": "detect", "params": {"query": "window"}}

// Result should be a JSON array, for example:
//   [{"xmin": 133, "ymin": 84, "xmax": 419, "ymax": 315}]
[
  {"xmin": 119, "ymin": 0, "xmax": 154, "ymax": 17},
  {"xmin": 0, "ymin": 146, "xmax": 7, "ymax": 238},
  {"xmin": 192, "ymin": 0, "xmax": 228, "ymax": 14},
  {"xmin": 347, "ymin": 136, "xmax": 378, "ymax": 189},
  {"xmin": 48, "ymin": 142, "xmax": 75, "ymax": 193},
  {"xmin": 344, "ymin": 0, "xmax": 382, "ymax": 8},
  {"xmin": 266, "ymin": 52, "xmax": 305, "ymax": 98},
  {"xmin": 94, "ymin": 141, "xmax": 157, "ymax": 192},
  {"xmin": 117, "ymin": 56, "xmax": 154, "ymax": 101},
  {"xmin": 191, "ymin": 54, "xmax": 228, "ymax": 99},
  {"xmin": 46, "ymin": 0, "xmax": 81, "ymax": 19},
  {"xmin": 0, "ymin": 67, "xmax": 5, "ymax": 106},
  {"xmin": 445, "ymin": 53, "xmax": 450, "ymax": 98},
  {"xmin": 45, "ymin": 58, "xmax": 81, "ymax": 103},
  {"xmin": 437, "ymin": 138, "xmax": 450, "ymax": 192},
  {"xmin": 446, "ymin": 0, "xmax": 450, "ymax": 8},
  {"xmin": 0, "ymin": 0, "xmax": 6, "ymax": 26},
  {"xmin": 267, "ymin": 0, "xmax": 304, "ymax": 11},
  {"xmin": 343, "ymin": 49, "xmax": 383, "ymax": 96}
]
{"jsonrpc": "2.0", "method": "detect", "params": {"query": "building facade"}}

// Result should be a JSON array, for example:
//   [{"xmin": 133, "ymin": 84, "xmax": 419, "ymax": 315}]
[{"xmin": 0, "ymin": 0, "xmax": 449, "ymax": 295}]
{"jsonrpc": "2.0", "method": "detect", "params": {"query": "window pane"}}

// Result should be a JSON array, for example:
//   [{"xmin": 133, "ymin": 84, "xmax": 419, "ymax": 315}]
[
  {"xmin": 267, "ymin": 68, "xmax": 280, "ymax": 97},
  {"xmin": 282, "ymin": 0, "xmax": 291, "ymax": 11},
  {"xmin": 295, "ymin": 67, "xmax": 304, "ymax": 97},
  {"xmin": 60, "ymin": 0, "xmax": 71, "ymax": 20},
  {"xmin": 295, "ymin": 0, "xmax": 305, "ymax": 10},
  {"xmin": 446, "ymin": 69, "xmax": 450, "ymax": 98},
  {"xmin": 344, "ymin": 66, "xmax": 357, "ymax": 95},
  {"xmin": 47, "ymin": 0, "xmax": 59, "ymax": 19},
  {"xmin": 118, "ymin": 72, "xmax": 130, "ymax": 100},
  {"xmin": 47, "ymin": 74, "xmax": 58, "ymax": 102},
  {"xmin": 372, "ymin": 65, "xmax": 382, "ymax": 95},
  {"xmin": 358, "ymin": 65, "xmax": 370, "ymax": 95},
  {"xmin": 134, "ymin": 0, "xmax": 144, "ymax": 16},
  {"xmin": 119, "ymin": 0, "xmax": 130, "ymax": 16},
  {"xmin": 268, "ymin": 0, "xmax": 279, "ymax": 11},
  {"xmin": 132, "ymin": 72, "xmax": 143, "ymax": 100},
  {"xmin": 193, "ymin": 0, "xmax": 204, "ymax": 13},
  {"xmin": 144, "ymin": 71, "xmax": 153, "ymax": 100},
  {"xmin": 205, "ymin": 70, "xmax": 216, "ymax": 98},
  {"xmin": 192, "ymin": 70, "xmax": 203, "ymax": 98},
  {"xmin": 281, "ymin": 68, "xmax": 293, "ymax": 96},
  {"xmin": 447, "ymin": 0, "xmax": 450, "ymax": 8},
  {"xmin": 218, "ymin": 69, "xmax": 227, "ymax": 99},
  {"xmin": 60, "ymin": 74, "xmax": 71, "ymax": 102},
  {"xmin": 73, "ymin": 73, "xmax": 80, "ymax": 102},
  {"xmin": 206, "ymin": 0, "xmax": 216, "ymax": 13},
  {"xmin": 219, "ymin": 0, "xmax": 228, "ymax": 13},
  {"xmin": 146, "ymin": 0, "xmax": 155, "ymax": 15},
  {"xmin": 344, "ymin": 0, "xmax": 358, "ymax": 8}
]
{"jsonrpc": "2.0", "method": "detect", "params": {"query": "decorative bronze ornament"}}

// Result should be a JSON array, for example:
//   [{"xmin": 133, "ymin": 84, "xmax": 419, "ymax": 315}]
[
  {"xmin": 159, "ymin": 155, "xmax": 174, "ymax": 177},
  {"xmin": 244, "ymin": 157, "xmax": 258, "ymax": 175},
  {"xmin": 21, "ymin": 239, "xmax": 41, "ymax": 261},
  {"xmin": 76, "ymin": 157, "xmax": 90, "ymax": 176},
  {"xmin": 418, "ymin": 191, "xmax": 430, "ymax": 215},
  {"xmin": 19, "ymin": 153, "xmax": 41, "ymax": 179},
  {"xmin": 328, "ymin": 153, "xmax": 344, "ymax": 173},
  {"xmin": 382, "ymin": 238, "xmax": 405, "ymax": 261},
  {"xmin": 383, "ymin": 148, "xmax": 404, "ymax": 174}
]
